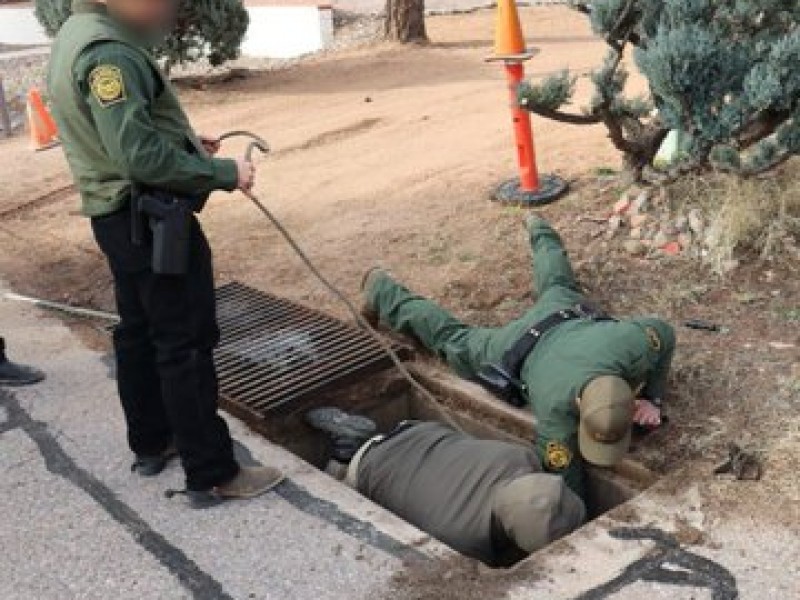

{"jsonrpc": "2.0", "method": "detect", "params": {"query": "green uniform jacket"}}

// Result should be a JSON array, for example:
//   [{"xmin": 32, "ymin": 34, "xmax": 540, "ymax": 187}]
[
  {"xmin": 368, "ymin": 220, "xmax": 676, "ymax": 496},
  {"xmin": 47, "ymin": 0, "xmax": 238, "ymax": 217}
]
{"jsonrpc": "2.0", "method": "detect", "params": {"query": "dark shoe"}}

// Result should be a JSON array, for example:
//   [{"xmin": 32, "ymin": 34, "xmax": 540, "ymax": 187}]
[
  {"xmin": 0, "ymin": 359, "xmax": 45, "ymax": 387},
  {"xmin": 186, "ymin": 466, "xmax": 285, "ymax": 509},
  {"xmin": 131, "ymin": 444, "xmax": 178, "ymax": 477},
  {"xmin": 305, "ymin": 407, "xmax": 377, "ymax": 463}
]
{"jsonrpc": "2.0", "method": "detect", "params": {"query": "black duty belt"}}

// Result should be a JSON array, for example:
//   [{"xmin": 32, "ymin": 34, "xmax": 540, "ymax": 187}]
[{"xmin": 476, "ymin": 304, "xmax": 615, "ymax": 407}]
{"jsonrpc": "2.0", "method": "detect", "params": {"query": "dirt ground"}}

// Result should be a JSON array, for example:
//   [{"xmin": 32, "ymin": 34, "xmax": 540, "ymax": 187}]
[{"xmin": 0, "ymin": 6, "xmax": 798, "ymax": 585}]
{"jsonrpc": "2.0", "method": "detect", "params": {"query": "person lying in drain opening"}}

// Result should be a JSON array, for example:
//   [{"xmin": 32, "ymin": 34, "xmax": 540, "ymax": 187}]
[
  {"xmin": 360, "ymin": 216, "xmax": 675, "ymax": 499},
  {"xmin": 306, "ymin": 407, "xmax": 585, "ymax": 567}
]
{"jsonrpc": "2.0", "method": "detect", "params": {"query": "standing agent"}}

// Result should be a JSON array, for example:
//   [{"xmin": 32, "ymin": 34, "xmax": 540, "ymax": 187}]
[{"xmin": 47, "ymin": 0, "xmax": 283, "ymax": 508}]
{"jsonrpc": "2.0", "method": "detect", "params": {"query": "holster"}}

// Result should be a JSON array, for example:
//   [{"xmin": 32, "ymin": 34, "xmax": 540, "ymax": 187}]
[
  {"xmin": 475, "ymin": 364, "xmax": 528, "ymax": 408},
  {"xmin": 131, "ymin": 187, "xmax": 193, "ymax": 276}
]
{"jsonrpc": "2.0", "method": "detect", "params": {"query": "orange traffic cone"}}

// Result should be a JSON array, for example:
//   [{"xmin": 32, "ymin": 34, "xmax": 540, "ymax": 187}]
[
  {"xmin": 27, "ymin": 88, "xmax": 59, "ymax": 151},
  {"xmin": 493, "ymin": 0, "xmax": 527, "ymax": 58}
]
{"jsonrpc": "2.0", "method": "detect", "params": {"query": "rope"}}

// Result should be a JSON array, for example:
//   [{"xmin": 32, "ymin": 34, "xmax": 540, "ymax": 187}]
[
  {"xmin": 225, "ymin": 129, "xmax": 461, "ymax": 428},
  {"xmin": 242, "ymin": 188, "xmax": 461, "ymax": 429}
]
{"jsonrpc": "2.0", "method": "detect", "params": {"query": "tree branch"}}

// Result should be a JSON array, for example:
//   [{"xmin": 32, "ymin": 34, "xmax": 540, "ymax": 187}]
[{"xmin": 525, "ymin": 106, "xmax": 603, "ymax": 125}]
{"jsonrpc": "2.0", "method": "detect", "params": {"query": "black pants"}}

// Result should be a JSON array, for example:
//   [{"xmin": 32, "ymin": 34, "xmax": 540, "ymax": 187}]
[{"xmin": 92, "ymin": 208, "xmax": 239, "ymax": 491}]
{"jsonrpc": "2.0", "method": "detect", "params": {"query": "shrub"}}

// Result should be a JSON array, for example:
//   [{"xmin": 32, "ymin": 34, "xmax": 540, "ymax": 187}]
[
  {"xmin": 518, "ymin": 1, "xmax": 800, "ymax": 181},
  {"xmin": 34, "ymin": 0, "xmax": 249, "ymax": 71}
]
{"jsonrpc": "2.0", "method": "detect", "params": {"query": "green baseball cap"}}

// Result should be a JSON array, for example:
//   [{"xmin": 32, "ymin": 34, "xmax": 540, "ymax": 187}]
[
  {"xmin": 492, "ymin": 473, "xmax": 586, "ymax": 553},
  {"xmin": 578, "ymin": 376, "xmax": 634, "ymax": 467}
]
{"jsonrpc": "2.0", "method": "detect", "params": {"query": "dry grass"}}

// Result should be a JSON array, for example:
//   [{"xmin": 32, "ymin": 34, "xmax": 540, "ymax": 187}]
[{"xmin": 667, "ymin": 162, "xmax": 800, "ymax": 274}]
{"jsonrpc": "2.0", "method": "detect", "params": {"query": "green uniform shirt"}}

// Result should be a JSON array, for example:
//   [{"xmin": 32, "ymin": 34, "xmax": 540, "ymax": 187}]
[
  {"xmin": 367, "ymin": 220, "xmax": 676, "ymax": 497},
  {"xmin": 47, "ymin": 0, "xmax": 237, "ymax": 217}
]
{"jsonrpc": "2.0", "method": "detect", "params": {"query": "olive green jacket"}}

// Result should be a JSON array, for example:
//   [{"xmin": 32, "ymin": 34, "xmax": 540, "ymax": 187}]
[{"xmin": 47, "ymin": 0, "xmax": 237, "ymax": 217}]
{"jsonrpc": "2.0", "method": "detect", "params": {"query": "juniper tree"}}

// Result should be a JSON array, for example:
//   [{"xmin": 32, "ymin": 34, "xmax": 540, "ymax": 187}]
[
  {"xmin": 518, "ymin": 0, "xmax": 800, "ymax": 180},
  {"xmin": 34, "ymin": 0, "xmax": 249, "ymax": 71}
]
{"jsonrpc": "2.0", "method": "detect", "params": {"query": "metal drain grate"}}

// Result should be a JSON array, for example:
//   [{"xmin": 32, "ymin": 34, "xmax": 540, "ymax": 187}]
[{"xmin": 214, "ymin": 281, "xmax": 410, "ymax": 420}]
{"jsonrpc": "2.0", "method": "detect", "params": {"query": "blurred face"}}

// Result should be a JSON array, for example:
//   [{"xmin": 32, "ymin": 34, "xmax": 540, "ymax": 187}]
[{"xmin": 105, "ymin": 0, "xmax": 178, "ymax": 37}]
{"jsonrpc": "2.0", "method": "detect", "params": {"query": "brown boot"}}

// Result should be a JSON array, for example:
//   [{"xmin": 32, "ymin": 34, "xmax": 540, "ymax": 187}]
[{"xmin": 187, "ymin": 466, "xmax": 284, "ymax": 509}]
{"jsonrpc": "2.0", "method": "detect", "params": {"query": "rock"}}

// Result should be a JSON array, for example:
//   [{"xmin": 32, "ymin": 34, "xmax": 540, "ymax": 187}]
[
  {"xmin": 674, "ymin": 215, "xmax": 689, "ymax": 233},
  {"xmin": 630, "ymin": 214, "xmax": 649, "ymax": 229},
  {"xmin": 704, "ymin": 227, "xmax": 720, "ymax": 249},
  {"xmin": 678, "ymin": 233, "xmax": 693, "ymax": 249},
  {"xmin": 769, "ymin": 342, "xmax": 796, "ymax": 351},
  {"xmin": 653, "ymin": 231, "xmax": 669, "ymax": 248},
  {"xmin": 613, "ymin": 198, "xmax": 632, "ymax": 216},
  {"xmin": 688, "ymin": 209, "xmax": 705, "ymax": 235},
  {"xmin": 605, "ymin": 215, "xmax": 623, "ymax": 239},
  {"xmin": 633, "ymin": 190, "xmax": 650, "ymax": 214},
  {"xmin": 630, "ymin": 227, "xmax": 643, "ymax": 240},
  {"xmin": 624, "ymin": 240, "xmax": 647, "ymax": 256},
  {"xmin": 663, "ymin": 224, "xmax": 679, "ymax": 237},
  {"xmin": 721, "ymin": 259, "xmax": 739, "ymax": 273}
]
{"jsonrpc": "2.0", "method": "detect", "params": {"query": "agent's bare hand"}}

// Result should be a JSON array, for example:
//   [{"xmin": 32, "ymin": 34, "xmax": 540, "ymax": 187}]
[
  {"xmin": 633, "ymin": 398, "xmax": 662, "ymax": 427},
  {"xmin": 199, "ymin": 134, "xmax": 221, "ymax": 156},
  {"xmin": 236, "ymin": 159, "xmax": 255, "ymax": 192}
]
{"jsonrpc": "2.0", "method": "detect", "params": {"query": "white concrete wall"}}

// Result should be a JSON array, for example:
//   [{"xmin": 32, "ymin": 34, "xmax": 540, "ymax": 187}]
[
  {"xmin": 0, "ymin": 8, "xmax": 49, "ymax": 45},
  {"xmin": 0, "ymin": 6, "xmax": 333, "ymax": 60},
  {"xmin": 242, "ymin": 6, "xmax": 333, "ymax": 59}
]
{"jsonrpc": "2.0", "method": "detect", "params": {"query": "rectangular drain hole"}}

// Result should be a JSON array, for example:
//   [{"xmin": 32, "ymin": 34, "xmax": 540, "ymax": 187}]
[{"xmin": 214, "ymin": 281, "xmax": 412, "ymax": 420}]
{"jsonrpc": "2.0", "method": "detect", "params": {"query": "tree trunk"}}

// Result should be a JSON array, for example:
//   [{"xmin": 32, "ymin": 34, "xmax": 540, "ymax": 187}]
[{"xmin": 385, "ymin": 0, "xmax": 427, "ymax": 43}]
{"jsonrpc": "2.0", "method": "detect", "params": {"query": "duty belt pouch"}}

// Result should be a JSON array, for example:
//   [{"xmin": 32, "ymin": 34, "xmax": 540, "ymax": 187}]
[{"xmin": 131, "ymin": 187, "xmax": 192, "ymax": 276}]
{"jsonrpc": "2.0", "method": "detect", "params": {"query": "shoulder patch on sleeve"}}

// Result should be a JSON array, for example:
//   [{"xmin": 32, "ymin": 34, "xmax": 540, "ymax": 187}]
[
  {"xmin": 544, "ymin": 440, "xmax": 573, "ymax": 471},
  {"xmin": 89, "ymin": 64, "xmax": 126, "ymax": 107},
  {"xmin": 645, "ymin": 327, "xmax": 662, "ymax": 352}
]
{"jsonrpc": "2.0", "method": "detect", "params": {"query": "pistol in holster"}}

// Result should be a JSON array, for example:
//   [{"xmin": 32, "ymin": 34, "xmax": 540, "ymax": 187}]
[
  {"xmin": 131, "ymin": 187, "xmax": 192, "ymax": 276},
  {"xmin": 475, "ymin": 364, "xmax": 528, "ymax": 408}
]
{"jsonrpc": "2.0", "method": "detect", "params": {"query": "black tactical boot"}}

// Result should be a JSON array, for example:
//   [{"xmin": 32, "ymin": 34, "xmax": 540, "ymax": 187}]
[
  {"xmin": 131, "ymin": 444, "xmax": 179, "ymax": 477},
  {"xmin": 0, "ymin": 339, "xmax": 45, "ymax": 387},
  {"xmin": 305, "ymin": 407, "xmax": 377, "ymax": 463}
]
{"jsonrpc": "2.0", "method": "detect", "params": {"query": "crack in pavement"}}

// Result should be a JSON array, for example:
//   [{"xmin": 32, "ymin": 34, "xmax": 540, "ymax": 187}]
[
  {"xmin": 0, "ymin": 387, "xmax": 424, "ymax": 597},
  {"xmin": 0, "ymin": 388, "xmax": 234, "ymax": 600}
]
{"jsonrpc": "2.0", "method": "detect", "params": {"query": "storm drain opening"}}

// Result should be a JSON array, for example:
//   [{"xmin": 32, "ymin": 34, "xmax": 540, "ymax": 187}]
[{"xmin": 215, "ymin": 283, "xmax": 659, "ymax": 564}]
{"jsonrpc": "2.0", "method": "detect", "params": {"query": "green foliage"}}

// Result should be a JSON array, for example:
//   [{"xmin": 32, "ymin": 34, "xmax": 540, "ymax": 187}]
[
  {"xmin": 518, "ymin": 71, "xmax": 575, "ymax": 112},
  {"xmin": 524, "ymin": 0, "xmax": 800, "ymax": 178},
  {"xmin": 158, "ymin": 0, "xmax": 250, "ymax": 69},
  {"xmin": 34, "ymin": 0, "xmax": 71, "ymax": 36},
  {"xmin": 33, "ymin": 0, "xmax": 249, "ymax": 70}
]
